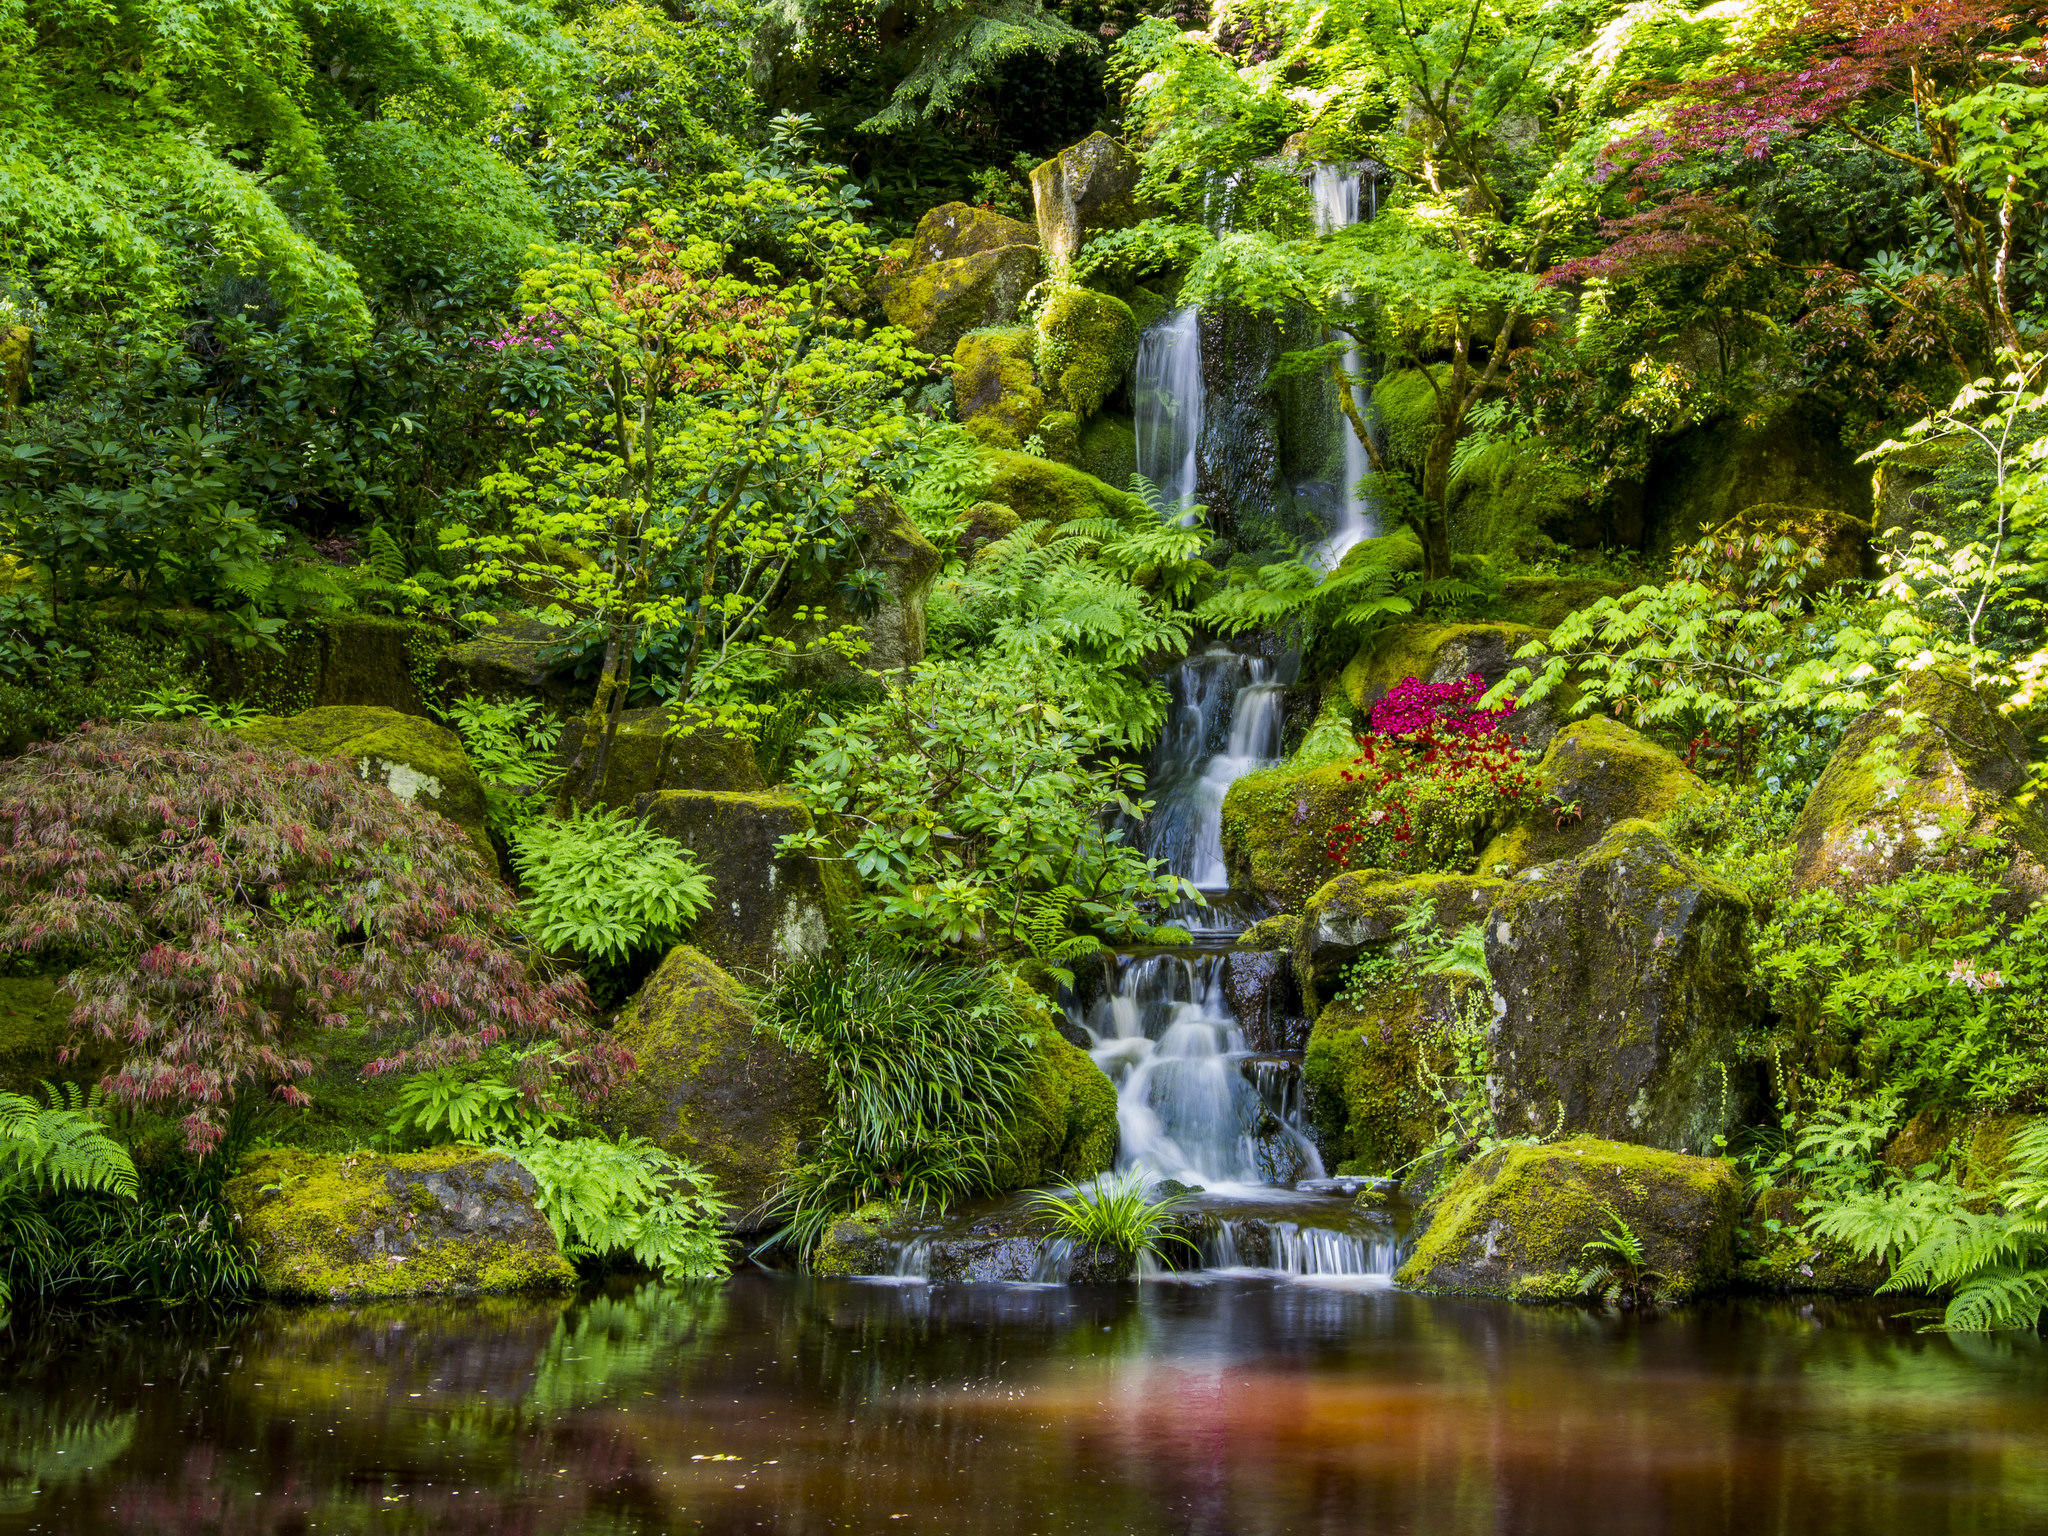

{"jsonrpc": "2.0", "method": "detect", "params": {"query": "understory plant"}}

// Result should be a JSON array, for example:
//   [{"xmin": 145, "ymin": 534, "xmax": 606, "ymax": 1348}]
[
  {"xmin": 1575, "ymin": 1207, "xmax": 1669, "ymax": 1310},
  {"xmin": 0, "ymin": 1084, "xmax": 138, "ymax": 1319},
  {"xmin": 1029, "ymin": 1171, "xmax": 1195, "ymax": 1265},
  {"xmin": 757, "ymin": 945, "xmax": 1042, "ymax": 1251},
  {"xmin": 510, "ymin": 807, "xmax": 713, "ymax": 965},
  {"xmin": 445, "ymin": 694, "xmax": 564, "ymax": 836}
]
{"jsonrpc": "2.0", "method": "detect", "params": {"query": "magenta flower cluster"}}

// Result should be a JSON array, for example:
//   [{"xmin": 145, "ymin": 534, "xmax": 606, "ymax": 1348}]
[
  {"xmin": 481, "ymin": 310, "xmax": 566, "ymax": 353},
  {"xmin": 1369, "ymin": 673, "xmax": 1517, "ymax": 738}
]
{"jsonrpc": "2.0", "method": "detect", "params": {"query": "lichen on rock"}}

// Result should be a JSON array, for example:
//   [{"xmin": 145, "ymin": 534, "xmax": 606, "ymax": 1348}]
[
  {"xmin": 226, "ymin": 1146, "xmax": 576, "ymax": 1300},
  {"xmin": 1395, "ymin": 1135, "xmax": 1743, "ymax": 1300},
  {"xmin": 1476, "ymin": 716, "xmax": 1714, "ymax": 876},
  {"xmin": 1035, "ymin": 286, "xmax": 1138, "ymax": 418}
]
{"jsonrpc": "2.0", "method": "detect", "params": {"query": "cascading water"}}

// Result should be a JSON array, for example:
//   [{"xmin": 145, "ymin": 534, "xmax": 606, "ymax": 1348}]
[
  {"xmin": 1309, "ymin": 163, "xmax": 1380, "ymax": 567},
  {"xmin": 1134, "ymin": 306, "xmax": 1204, "ymax": 511},
  {"xmin": 1139, "ymin": 645, "xmax": 1291, "ymax": 893}
]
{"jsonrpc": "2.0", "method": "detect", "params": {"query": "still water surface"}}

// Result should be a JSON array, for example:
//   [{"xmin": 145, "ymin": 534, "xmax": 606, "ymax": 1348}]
[{"xmin": 3, "ymin": 1275, "xmax": 2045, "ymax": 1536}]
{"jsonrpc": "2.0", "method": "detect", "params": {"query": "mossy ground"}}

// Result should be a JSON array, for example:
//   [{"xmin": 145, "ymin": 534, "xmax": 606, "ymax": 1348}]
[{"xmin": 979, "ymin": 449, "xmax": 1147, "ymax": 526}]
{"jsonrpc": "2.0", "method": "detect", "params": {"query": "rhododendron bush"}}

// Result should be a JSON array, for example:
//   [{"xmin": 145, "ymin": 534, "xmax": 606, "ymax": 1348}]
[
  {"xmin": 0, "ymin": 721, "xmax": 619, "ymax": 1153},
  {"xmin": 1328, "ymin": 679, "xmax": 1540, "ymax": 872}
]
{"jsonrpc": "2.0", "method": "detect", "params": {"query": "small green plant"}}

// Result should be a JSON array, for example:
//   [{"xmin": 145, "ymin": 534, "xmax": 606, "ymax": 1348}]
[
  {"xmin": 1575, "ymin": 1206, "xmax": 1669, "ymax": 1309},
  {"xmin": 384, "ymin": 1045, "xmax": 577, "ymax": 1147},
  {"xmin": 445, "ymin": 693, "xmax": 564, "ymax": 835},
  {"xmin": 510, "ymin": 807, "xmax": 713, "ymax": 964},
  {"xmin": 0, "ymin": 1083, "xmax": 140, "ymax": 1318},
  {"xmin": 1028, "ymin": 1171, "xmax": 1196, "ymax": 1264},
  {"xmin": 130, "ymin": 682, "xmax": 262, "ymax": 730},
  {"xmin": 515, "ymin": 1133, "xmax": 730, "ymax": 1281}
]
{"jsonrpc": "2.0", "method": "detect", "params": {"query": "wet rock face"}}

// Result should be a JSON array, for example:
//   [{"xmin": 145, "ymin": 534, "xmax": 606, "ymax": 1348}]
[
  {"xmin": 606, "ymin": 944, "xmax": 827, "ymax": 1230},
  {"xmin": 1476, "ymin": 716, "xmax": 1714, "ymax": 876},
  {"xmin": 1221, "ymin": 949, "xmax": 1306, "ymax": 1053},
  {"xmin": 1485, "ymin": 820, "xmax": 1758, "ymax": 1156},
  {"xmin": 631, "ymin": 792, "xmax": 852, "ymax": 977},
  {"xmin": 1395, "ymin": 1135, "xmax": 1743, "ymax": 1300},
  {"xmin": 226, "ymin": 1148, "xmax": 575, "ymax": 1300},
  {"xmin": 1029, "ymin": 133, "xmax": 1143, "ymax": 270},
  {"xmin": 1789, "ymin": 668, "xmax": 2048, "ymax": 912}
]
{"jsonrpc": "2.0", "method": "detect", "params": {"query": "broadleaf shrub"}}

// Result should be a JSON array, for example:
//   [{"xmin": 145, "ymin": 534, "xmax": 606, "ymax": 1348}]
[
  {"xmin": 1325, "ymin": 719, "xmax": 1540, "ymax": 871},
  {"xmin": 510, "ymin": 807, "xmax": 713, "ymax": 965}
]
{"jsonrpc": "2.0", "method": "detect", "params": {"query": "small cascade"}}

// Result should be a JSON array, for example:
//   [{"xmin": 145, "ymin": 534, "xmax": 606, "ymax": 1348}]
[
  {"xmin": 1134, "ymin": 307, "xmax": 1204, "ymax": 510},
  {"xmin": 1141, "ymin": 644, "xmax": 1293, "ymax": 892},
  {"xmin": 1078, "ymin": 952, "xmax": 1323, "ymax": 1192},
  {"xmin": 1308, "ymin": 163, "xmax": 1381, "ymax": 566}
]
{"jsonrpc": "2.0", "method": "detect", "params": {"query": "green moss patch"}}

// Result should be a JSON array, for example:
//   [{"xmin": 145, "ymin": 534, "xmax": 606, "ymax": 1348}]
[{"xmin": 1476, "ymin": 716, "xmax": 1714, "ymax": 876}]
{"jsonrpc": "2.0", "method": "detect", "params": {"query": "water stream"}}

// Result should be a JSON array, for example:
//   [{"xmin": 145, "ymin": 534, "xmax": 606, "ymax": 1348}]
[{"xmin": 1309, "ymin": 162, "xmax": 1380, "ymax": 567}]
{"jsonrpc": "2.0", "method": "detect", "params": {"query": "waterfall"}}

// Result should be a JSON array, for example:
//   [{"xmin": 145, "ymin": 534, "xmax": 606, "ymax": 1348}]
[
  {"xmin": 1134, "ymin": 306, "xmax": 1203, "ymax": 511},
  {"xmin": 1308, "ymin": 164, "xmax": 1379, "ymax": 566},
  {"xmin": 1141, "ymin": 645, "xmax": 1291, "ymax": 892},
  {"xmin": 1079, "ymin": 953, "xmax": 1324, "ymax": 1193}
]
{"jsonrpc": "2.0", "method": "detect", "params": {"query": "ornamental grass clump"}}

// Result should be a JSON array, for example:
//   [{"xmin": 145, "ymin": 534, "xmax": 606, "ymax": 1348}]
[{"xmin": 0, "ymin": 720, "xmax": 620, "ymax": 1153}]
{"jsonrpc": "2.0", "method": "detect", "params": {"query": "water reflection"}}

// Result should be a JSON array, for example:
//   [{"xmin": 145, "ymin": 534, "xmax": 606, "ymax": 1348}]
[{"xmin": 3, "ymin": 1278, "xmax": 2045, "ymax": 1535}]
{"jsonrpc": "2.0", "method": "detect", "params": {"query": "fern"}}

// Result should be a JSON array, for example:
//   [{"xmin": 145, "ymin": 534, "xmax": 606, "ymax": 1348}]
[
  {"xmin": 0, "ymin": 1084, "xmax": 138, "ymax": 1200},
  {"xmin": 445, "ymin": 693, "xmax": 563, "ymax": 834},
  {"xmin": 364, "ymin": 523, "xmax": 410, "ymax": 584},
  {"xmin": 516, "ymin": 1133, "xmax": 730, "ymax": 1281},
  {"xmin": 856, "ymin": 0, "xmax": 1093, "ymax": 131}
]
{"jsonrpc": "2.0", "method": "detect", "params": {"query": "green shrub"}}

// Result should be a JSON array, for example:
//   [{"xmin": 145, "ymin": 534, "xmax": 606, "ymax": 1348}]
[
  {"xmin": 1028, "ymin": 1171, "xmax": 1193, "ymax": 1263},
  {"xmin": 446, "ymin": 694, "xmax": 564, "ymax": 836},
  {"xmin": 516, "ymin": 1134, "xmax": 730, "ymax": 1282},
  {"xmin": 510, "ymin": 808, "xmax": 713, "ymax": 965}
]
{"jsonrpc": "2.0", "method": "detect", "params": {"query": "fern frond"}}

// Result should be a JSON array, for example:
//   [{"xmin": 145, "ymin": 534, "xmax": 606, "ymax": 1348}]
[{"xmin": 0, "ymin": 1085, "xmax": 138, "ymax": 1199}]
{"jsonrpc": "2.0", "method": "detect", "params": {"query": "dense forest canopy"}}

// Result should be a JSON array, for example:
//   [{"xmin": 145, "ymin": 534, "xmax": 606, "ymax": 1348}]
[{"xmin": 1, "ymin": 0, "xmax": 2046, "ymax": 1333}]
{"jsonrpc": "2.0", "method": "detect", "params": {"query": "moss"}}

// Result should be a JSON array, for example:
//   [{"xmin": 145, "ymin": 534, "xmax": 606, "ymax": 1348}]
[
  {"xmin": 0, "ymin": 324, "xmax": 32, "ymax": 413},
  {"xmin": 1372, "ymin": 367, "xmax": 1446, "ymax": 469},
  {"xmin": 1234, "ymin": 914, "xmax": 1300, "ymax": 952},
  {"xmin": 1644, "ymin": 398, "xmax": 1872, "ymax": 555},
  {"xmin": 987, "ymin": 997, "xmax": 1120, "ymax": 1190},
  {"xmin": 1077, "ymin": 413, "xmax": 1137, "ymax": 490},
  {"xmin": 876, "ymin": 244, "xmax": 1042, "ymax": 357},
  {"xmin": 0, "ymin": 975, "xmax": 81, "ymax": 1093},
  {"xmin": 810, "ymin": 1200, "xmax": 913, "ymax": 1277},
  {"xmin": 1292, "ymin": 694, "xmax": 1362, "ymax": 769},
  {"xmin": 1030, "ymin": 133, "xmax": 1143, "ymax": 268},
  {"xmin": 956, "ymin": 499, "xmax": 1023, "ymax": 560},
  {"xmin": 980, "ymin": 448, "xmax": 1147, "ymax": 525},
  {"xmin": 1476, "ymin": 716, "xmax": 1714, "ymax": 876},
  {"xmin": 1735, "ymin": 1187, "xmax": 1883, "ymax": 1294},
  {"xmin": 908, "ymin": 202, "xmax": 1039, "ymax": 266},
  {"xmin": 1302, "ymin": 985, "xmax": 1441, "ymax": 1174},
  {"xmin": 1490, "ymin": 576, "xmax": 1629, "ymax": 629},
  {"xmin": 605, "ymin": 944, "xmax": 827, "ymax": 1226},
  {"xmin": 555, "ymin": 706, "xmax": 765, "ymax": 810},
  {"xmin": 1396, "ymin": 1135, "xmax": 1743, "ymax": 1300},
  {"xmin": 226, "ymin": 1146, "xmax": 575, "ymax": 1299},
  {"xmin": 952, "ymin": 326, "xmax": 1045, "ymax": 450},
  {"xmin": 270, "ymin": 1028, "xmax": 407, "ymax": 1153},
  {"xmin": 242, "ymin": 705, "xmax": 497, "ymax": 871},
  {"xmin": 1336, "ymin": 620, "xmax": 1548, "ymax": 716},
  {"xmin": 1035, "ymin": 287, "xmax": 1138, "ymax": 418},
  {"xmin": 1292, "ymin": 870, "xmax": 1504, "ymax": 1016},
  {"xmin": 1327, "ymin": 527, "xmax": 1425, "ymax": 583}
]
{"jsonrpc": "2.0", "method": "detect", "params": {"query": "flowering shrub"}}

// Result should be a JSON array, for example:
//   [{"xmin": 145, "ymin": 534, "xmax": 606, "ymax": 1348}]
[
  {"xmin": 1369, "ymin": 673, "xmax": 1517, "ymax": 739},
  {"xmin": 1325, "ymin": 718, "xmax": 1539, "ymax": 871}
]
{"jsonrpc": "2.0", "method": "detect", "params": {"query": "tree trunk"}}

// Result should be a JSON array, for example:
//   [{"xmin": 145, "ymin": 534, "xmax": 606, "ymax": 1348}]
[{"xmin": 1419, "ymin": 424, "xmax": 1456, "ymax": 581}]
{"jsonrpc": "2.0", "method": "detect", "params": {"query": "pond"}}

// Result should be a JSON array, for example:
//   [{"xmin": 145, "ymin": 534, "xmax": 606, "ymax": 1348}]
[{"xmin": 3, "ymin": 1275, "xmax": 2045, "ymax": 1535}]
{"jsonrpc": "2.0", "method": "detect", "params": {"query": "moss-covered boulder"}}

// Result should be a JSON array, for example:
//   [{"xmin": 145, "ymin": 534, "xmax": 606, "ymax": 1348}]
[
  {"xmin": 1642, "ymin": 397, "xmax": 1873, "ymax": 556},
  {"xmin": 1718, "ymin": 502, "xmax": 1872, "ymax": 591},
  {"xmin": 437, "ymin": 615, "xmax": 581, "ymax": 713},
  {"xmin": 875, "ymin": 208, "xmax": 1042, "ymax": 358},
  {"xmin": 553, "ymin": 707, "xmax": 763, "ymax": 810},
  {"xmin": 981, "ymin": 449, "xmax": 1147, "ymax": 524},
  {"xmin": 988, "ymin": 996, "xmax": 1120, "ymax": 1190},
  {"xmin": 1485, "ymin": 820, "xmax": 1757, "ymax": 1155},
  {"xmin": 1, "ymin": 323, "xmax": 32, "ymax": 414},
  {"xmin": 1788, "ymin": 668, "xmax": 2048, "ymax": 910},
  {"xmin": 1293, "ymin": 870, "xmax": 1504, "ymax": 1016},
  {"xmin": 1395, "ymin": 1136, "xmax": 1743, "ymax": 1300},
  {"xmin": 1490, "ymin": 575, "xmax": 1629, "ymax": 629},
  {"xmin": 810, "ymin": 1199, "xmax": 914, "ymax": 1277},
  {"xmin": 770, "ymin": 489, "xmax": 942, "ymax": 678},
  {"xmin": 1304, "ymin": 982, "xmax": 1453, "ymax": 1176},
  {"xmin": 1475, "ymin": 716, "xmax": 1714, "ymax": 876},
  {"xmin": 1335, "ymin": 620, "xmax": 1566, "ymax": 749},
  {"xmin": 1737, "ymin": 1187, "xmax": 1883, "ymax": 1294},
  {"xmin": 606, "ymin": 944, "xmax": 827, "ymax": 1228},
  {"xmin": 952, "ymin": 326, "xmax": 1047, "ymax": 450},
  {"xmin": 226, "ymin": 1147, "xmax": 575, "ymax": 1300},
  {"xmin": 955, "ymin": 499, "xmax": 1023, "ymax": 561},
  {"xmin": 1035, "ymin": 287, "xmax": 1138, "ymax": 418},
  {"xmin": 196, "ymin": 611, "xmax": 453, "ymax": 718},
  {"xmin": 634, "ymin": 791, "xmax": 853, "ymax": 977},
  {"xmin": 1029, "ymin": 132, "xmax": 1143, "ymax": 270},
  {"xmin": 1079, "ymin": 415, "xmax": 1137, "ymax": 491},
  {"xmin": 241, "ymin": 705, "xmax": 495, "ymax": 870}
]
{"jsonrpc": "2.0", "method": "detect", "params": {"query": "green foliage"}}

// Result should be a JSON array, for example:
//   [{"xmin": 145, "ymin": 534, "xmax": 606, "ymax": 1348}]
[
  {"xmin": 758, "ymin": 945, "xmax": 1039, "ymax": 1251},
  {"xmin": 445, "ymin": 694, "xmax": 563, "ymax": 835},
  {"xmin": 130, "ymin": 683, "xmax": 262, "ymax": 731},
  {"xmin": 1028, "ymin": 1170, "xmax": 1194, "ymax": 1262},
  {"xmin": 516, "ymin": 1133, "xmax": 731, "ymax": 1281},
  {"xmin": 1574, "ymin": 1205, "xmax": 1670, "ymax": 1308},
  {"xmin": 0, "ymin": 1084, "xmax": 138, "ymax": 1201},
  {"xmin": 384, "ymin": 1046, "xmax": 577, "ymax": 1149},
  {"xmin": 510, "ymin": 808, "xmax": 713, "ymax": 965},
  {"xmin": 1193, "ymin": 550, "xmax": 1415, "ymax": 659},
  {"xmin": 778, "ymin": 655, "xmax": 1195, "ymax": 954}
]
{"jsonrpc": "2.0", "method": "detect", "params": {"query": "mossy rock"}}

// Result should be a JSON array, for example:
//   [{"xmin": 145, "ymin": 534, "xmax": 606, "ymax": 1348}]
[
  {"xmin": 952, "ymin": 326, "xmax": 1046, "ymax": 451},
  {"xmin": 1485, "ymin": 820, "xmax": 1758, "ymax": 1155},
  {"xmin": 769, "ymin": 489, "xmax": 941, "ymax": 680},
  {"xmin": 1396, "ymin": 1136, "xmax": 1743, "ymax": 1301},
  {"xmin": 1303, "ymin": 982, "xmax": 1452, "ymax": 1175},
  {"xmin": 634, "ymin": 792, "xmax": 853, "ymax": 977},
  {"xmin": 1235, "ymin": 913, "xmax": 1300, "ymax": 952},
  {"xmin": 1335, "ymin": 619, "xmax": 1566, "ymax": 749},
  {"xmin": 276, "ymin": 1027, "xmax": 410, "ymax": 1153},
  {"xmin": 226, "ymin": 1147, "xmax": 576, "ymax": 1300},
  {"xmin": 810, "ymin": 1199, "xmax": 915, "ymax": 1277},
  {"xmin": 1788, "ymin": 668, "xmax": 2048, "ymax": 911},
  {"xmin": 1642, "ymin": 396, "xmax": 1873, "ymax": 557},
  {"xmin": 876, "ymin": 243, "xmax": 1042, "ymax": 358},
  {"xmin": 1475, "ymin": 716, "xmax": 1715, "ymax": 876},
  {"xmin": 1029, "ymin": 132, "xmax": 1143, "ymax": 270},
  {"xmin": 241, "ymin": 705, "xmax": 495, "ymax": 871},
  {"xmin": 0, "ymin": 975, "xmax": 86, "ymax": 1094},
  {"xmin": 0, "ymin": 324, "xmax": 32, "ymax": 412},
  {"xmin": 191, "ymin": 611, "xmax": 453, "ymax": 719},
  {"xmin": 1292, "ymin": 694, "xmax": 1364, "ymax": 769},
  {"xmin": 980, "ymin": 448, "xmax": 1147, "ymax": 525},
  {"xmin": 987, "ymin": 990, "xmax": 1120, "ymax": 1190},
  {"xmin": 1293, "ymin": 870, "xmax": 1504, "ymax": 1016},
  {"xmin": 1078, "ymin": 413, "xmax": 1137, "ymax": 490},
  {"xmin": 1490, "ymin": 575, "xmax": 1629, "ymax": 629},
  {"xmin": 605, "ymin": 944, "xmax": 827, "ymax": 1229},
  {"xmin": 437, "ymin": 615, "xmax": 581, "ymax": 713},
  {"xmin": 1328, "ymin": 528, "xmax": 1425, "ymax": 582},
  {"xmin": 954, "ymin": 499, "xmax": 1023, "ymax": 561},
  {"xmin": 1717, "ymin": 502, "xmax": 1873, "ymax": 591},
  {"xmin": 1736, "ymin": 1187, "xmax": 1883, "ymax": 1294},
  {"xmin": 554, "ymin": 706, "xmax": 764, "ymax": 811},
  {"xmin": 907, "ymin": 202, "xmax": 1039, "ymax": 266},
  {"xmin": 1035, "ymin": 287, "xmax": 1138, "ymax": 418}
]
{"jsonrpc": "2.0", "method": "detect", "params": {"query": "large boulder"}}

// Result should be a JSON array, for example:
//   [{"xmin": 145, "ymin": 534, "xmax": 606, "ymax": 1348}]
[
  {"xmin": 980, "ymin": 449, "xmax": 1147, "ymax": 525},
  {"xmin": 1485, "ymin": 820, "xmax": 1757, "ymax": 1155},
  {"xmin": 875, "ymin": 204, "xmax": 1042, "ymax": 357},
  {"xmin": 633, "ymin": 791, "xmax": 853, "ymax": 976},
  {"xmin": 1395, "ymin": 1136, "xmax": 1743, "ymax": 1300},
  {"xmin": 771, "ymin": 489, "xmax": 941, "ymax": 678},
  {"xmin": 1334, "ymin": 620, "xmax": 1566, "ymax": 749},
  {"xmin": 1029, "ymin": 133, "xmax": 1143, "ymax": 271},
  {"xmin": 1642, "ymin": 396, "xmax": 1872, "ymax": 556},
  {"xmin": 553, "ymin": 707, "xmax": 764, "ymax": 810},
  {"xmin": 1220, "ymin": 946, "xmax": 1306, "ymax": 1053},
  {"xmin": 1035, "ymin": 287, "xmax": 1138, "ymax": 418},
  {"xmin": 225, "ymin": 1147, "xmax": 575, "ymax": 1300},
  {"xmin": 606, "ymin": 944, "xmax": 827, "ymax": 1228},
  {"xmin": 1475, "ymin": 716, "xmax": 1714, "ymax": 876},
  {"xmin": 1292, "ymin": 870, "xmax": 1504, "ymax": 1016},
  {"xmin": 241, "ymin": 705, "xmax": 496, "ymax": 870},
  {"xmin": 198, "ymin": 612, "xmax": 454, "ymax": 718},
  {"xmin": 952, "ymin": 326, "xmax": 1048, "ymax": 450},
  {"xmin": 1303, "ymin": 982, "xmax": 1453, "ymax": 1176},
  {"xmin": 987, "ymin": 1008, "xmax": 1120, "ymax": 1190},
  {"xmin": 1788, "ymin": 668, "xmax": 2048, "ymax": 910},
  {"xmin": 437, "ymin": 615, "xmax": 582, "ymax": 713}
]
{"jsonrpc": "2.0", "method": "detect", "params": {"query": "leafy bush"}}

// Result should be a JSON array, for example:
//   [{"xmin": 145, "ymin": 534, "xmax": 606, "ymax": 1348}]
[
  {"xmin": 517, "ymin": 1134, "xmax": 730, "ymax": 1282},
  {"xmin": 0, "ymin": 720, "xmax": 612, "ymax": 1152},
  {"xmin": 758, "ymin": 946, "xmax": 1041, "ymax": 1251},
  {"xmin": 445, "ymin": 694, "xmax": 565, "ymax": 836},
  {"xmin": 1029, "ymin": 1172, "xmax": 1194, "ymax": 1263},
  {"xmin": 1324, "ymin": 722, "xmax": 1541, "ymax": 873},
  {"xmin": 779, "ymin": 656, "xmax": 1194, "ymax": 954},
  {"xmin": 384, "ymin": 1045, "xmax": 577, "ymax": 1148},
  {"xmin": 510, "ymin": 807, "xmax": 713, "ymax": 965}
]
